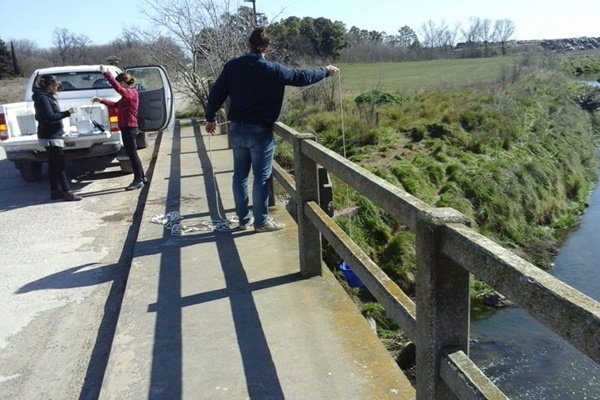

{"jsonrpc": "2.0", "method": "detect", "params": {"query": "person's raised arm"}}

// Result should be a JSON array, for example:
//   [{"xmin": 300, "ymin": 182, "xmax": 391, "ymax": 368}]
[
  {"xmin": 100, "ymin": 65, "xmax": 134, "ymax": 100},
  {"xmin": 325, "ymin": 65, "xmax": 339, "ymax": 77}
]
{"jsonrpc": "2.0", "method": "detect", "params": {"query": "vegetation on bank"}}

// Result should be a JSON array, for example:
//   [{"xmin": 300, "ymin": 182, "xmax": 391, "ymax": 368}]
[
  {"xmin": 274, "ymin": 53, "xmax": 600, "ymax": 339},
  {"xmin": 563, "ymin": 52, "xmax": 600, "ymax": 76}
]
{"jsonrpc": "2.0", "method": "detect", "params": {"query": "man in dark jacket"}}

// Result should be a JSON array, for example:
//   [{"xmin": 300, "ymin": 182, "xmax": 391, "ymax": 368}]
[{"xmin": 204, "ymin": 27, "xmax": 339, "ymax": 232}]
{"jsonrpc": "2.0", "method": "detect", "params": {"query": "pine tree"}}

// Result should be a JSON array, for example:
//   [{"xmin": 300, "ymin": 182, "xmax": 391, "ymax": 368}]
[
  {"xmin": 0, "ymin": 38, "xmax": 14, "ymax": 79},
  {"xmin": 10, "ymin": 41, "xmax": 21, "ymax": 77}
]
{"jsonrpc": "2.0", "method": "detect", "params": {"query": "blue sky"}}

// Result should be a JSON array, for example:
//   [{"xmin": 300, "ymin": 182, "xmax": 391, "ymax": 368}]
[{"xmin": 1, "ymin": 0, "xmax": 599, "ymax": 49}]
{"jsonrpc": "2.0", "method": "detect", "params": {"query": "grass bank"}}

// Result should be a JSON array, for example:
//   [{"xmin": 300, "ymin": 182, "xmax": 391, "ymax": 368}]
[{"xmin": 276, "ymin": 54, "xmax": 600, "ymax": 335}]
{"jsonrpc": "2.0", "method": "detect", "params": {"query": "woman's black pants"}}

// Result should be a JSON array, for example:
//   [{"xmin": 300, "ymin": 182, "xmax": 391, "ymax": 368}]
[
  {"xmin": 121, "ymin": 127, "xmax": 145, "ymax": 182},
  {"xmin": 45, "ymin": 145, "xmax": 70, "ymax": 192}
]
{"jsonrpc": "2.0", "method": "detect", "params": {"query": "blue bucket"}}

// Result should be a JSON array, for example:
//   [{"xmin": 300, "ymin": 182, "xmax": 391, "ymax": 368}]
[{"xmin": 339, "ymin": 261, "xmax": 364, "ymax": 288}]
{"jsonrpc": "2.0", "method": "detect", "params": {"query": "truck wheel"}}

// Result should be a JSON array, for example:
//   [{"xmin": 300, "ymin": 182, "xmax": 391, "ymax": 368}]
[
  {"xmin": 17, "ymin": 161, "xmax": 43, "ymax": 182},
  {"xmin": 136, "ymin": 132, "xmax": 148, "ymax": 149},
  {"xmin": 119, "ymin": 159, "xmax": 134, "ymax": 174}
]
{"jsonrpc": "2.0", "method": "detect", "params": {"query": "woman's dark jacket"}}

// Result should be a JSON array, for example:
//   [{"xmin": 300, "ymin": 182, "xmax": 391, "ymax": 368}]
[{"xmin": 32, "ymin": 90, "xmax": 70, "ymax": 139}]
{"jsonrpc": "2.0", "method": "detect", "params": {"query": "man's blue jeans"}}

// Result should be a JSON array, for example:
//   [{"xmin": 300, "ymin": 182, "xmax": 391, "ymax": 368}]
[{"xmin": 229, "ymin": 123, "xmax": 275, "ymax": 227}]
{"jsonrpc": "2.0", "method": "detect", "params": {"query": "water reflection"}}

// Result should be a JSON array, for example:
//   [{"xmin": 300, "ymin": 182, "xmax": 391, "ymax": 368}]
[
  {"xmin": 585, "ymin": 80, "xmax": 600, "ymax": 87},
  {"xmin": 471, "ymin": 172, "xmax": 600, "ymax": 398}
]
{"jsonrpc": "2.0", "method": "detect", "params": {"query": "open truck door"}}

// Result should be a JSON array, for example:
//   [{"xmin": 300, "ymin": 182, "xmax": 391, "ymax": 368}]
[{"xmin": 125, "ymin": 65, "xmax": 175, "ymax": 133}]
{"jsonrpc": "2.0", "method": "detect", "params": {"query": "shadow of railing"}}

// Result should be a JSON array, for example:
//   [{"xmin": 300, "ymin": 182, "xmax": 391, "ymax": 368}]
[{"xmin": 145, "ymin": 123, "xmax": 287, "ymax": 399}]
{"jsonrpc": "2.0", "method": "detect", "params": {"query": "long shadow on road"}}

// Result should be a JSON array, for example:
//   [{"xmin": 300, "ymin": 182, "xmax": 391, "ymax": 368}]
[
  {"xmin": 75, "ymin": 132, "xmax": 164, "ymax": 400},
  {"xmin": 141, "ymin": 124, "xmax": 287, "ymax": 399}
]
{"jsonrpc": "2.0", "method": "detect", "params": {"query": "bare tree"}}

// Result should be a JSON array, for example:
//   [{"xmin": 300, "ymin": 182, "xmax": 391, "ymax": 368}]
[
  {"xmin": 439, "ymin": 21, "xmax": 460, "ymax": 57},
  {"xmin": 420, "ymin": 19, "xmax": 439, "ymax": 49},
  {"xmin": 100, "ymin": 29, "xmax": 155, "ymax": 66},
  {"xmin": 480, "ymin": 19, "xmax": 492, "ymax": 57},
  {"xmin": 50, "ymin": 29, "xmax": 94, "ymax": 64},
  {"xmin": 73, "ymin": 34, "xmax": 93, "ymax": 63},
  {"xmin": 493, "ymin": 19, "xmax": 516, "ymax": 56},
  {"xmin": 132, "ymin": 0, "xmax": 258, "ymax": 106},
  {"xmin": 420, "ymin": 20, "xmax": 456, "ymax": 58},
  {"xmin": 53, "ymin": 28, "xmax": 74, "ymax": 64},
  {"xmin": 461, "ymin": 17, "xmax": 483, "ymax": 58}
]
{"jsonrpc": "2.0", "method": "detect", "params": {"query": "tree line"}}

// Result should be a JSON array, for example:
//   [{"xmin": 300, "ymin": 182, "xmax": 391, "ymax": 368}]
[
  {"xmin": 342, "ymin": 17, "xmax": 515, "ymax": 63},
  {"xmin": 0, "ymin": 0, "xmax": 518, "ymax": 106}
]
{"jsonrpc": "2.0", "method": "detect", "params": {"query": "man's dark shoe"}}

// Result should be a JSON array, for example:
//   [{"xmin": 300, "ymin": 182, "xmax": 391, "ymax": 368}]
[
  {"xmin": 63, "ymin": 190, "xmax": 83, "ymax": 201},
  {"xmin": 50, "ymin": 189, "xmax": 64, "ymax": 200},
  {"xmin": 126, "ymin": 180, "xmax": 144, "ymax": 191}
]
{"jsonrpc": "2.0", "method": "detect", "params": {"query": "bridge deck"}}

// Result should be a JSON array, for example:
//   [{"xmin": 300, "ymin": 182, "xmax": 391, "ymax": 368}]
[{"xmin": 99, "ymin": 123, "xmax": 415, "ymax": 399}]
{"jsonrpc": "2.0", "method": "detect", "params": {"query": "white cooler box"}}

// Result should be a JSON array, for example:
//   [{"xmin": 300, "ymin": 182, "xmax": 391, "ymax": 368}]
[
  {"xmin": 71, "ymin": 104, "xmax": 106, "ymax": 134},
  {"xmin": 15, "ymin": 109, "xmax": 37, "ymax": 135}
]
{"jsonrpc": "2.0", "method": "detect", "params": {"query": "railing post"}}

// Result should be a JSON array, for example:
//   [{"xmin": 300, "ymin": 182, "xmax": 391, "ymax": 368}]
[
  {"xmin": 294, "ymin": 133, "xmax": 322, "ymax": 278},
  {"xmin": 415, "ymin": 208, "xmax": 471, "ymax": 400}
]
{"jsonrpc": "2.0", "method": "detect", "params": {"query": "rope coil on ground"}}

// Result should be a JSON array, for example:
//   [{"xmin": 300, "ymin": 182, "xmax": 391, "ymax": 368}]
[{"xmin": 151, "ymin": 211, "xmax": 238, "ymax": 235}]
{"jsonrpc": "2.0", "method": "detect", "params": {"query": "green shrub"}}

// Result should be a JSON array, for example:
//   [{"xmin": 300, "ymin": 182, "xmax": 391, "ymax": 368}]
[
  {"xmin": 176, "ymin": 105, "xmax": 205, "ymax": 119},
  {"xmin": 354, "ymin": 90, "xmax": 407, "ymax": 106}
]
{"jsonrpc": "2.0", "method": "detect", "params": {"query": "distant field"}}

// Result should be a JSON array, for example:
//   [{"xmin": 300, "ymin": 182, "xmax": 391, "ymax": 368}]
[
  {"xmin": 0, "ymin": 55, "xmax": 529, "ymax": 105},
  {"xmin": 337, "ymin": 56, "xmax": 518, "ymax": 94}
]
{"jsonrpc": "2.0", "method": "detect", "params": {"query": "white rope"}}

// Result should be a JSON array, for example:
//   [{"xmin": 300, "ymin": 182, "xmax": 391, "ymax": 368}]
[
  {"xmin": 203, "ymin": 121, "xmax": 242, "ymax": 232},
  {"xmin": 283, "ymin": 70, "xmax": 350, "ymax": 204},
  {"xmin": 206, "ymin": 131, "xmax": 227, "ymax": 223},
  {"xmin": 333, "ymin": 72, "xmax": 350, "ymax": 205},
  {"xmin": 337, "ymin": 72, "xmax": 347, "ymax": 159},
  {"xmin": 151, "ymin": 211, "xmax": 239, "ymax": 235},
  {"xmin": 149, "ymin": 119, "xmax": 241, "ymax": 236}
]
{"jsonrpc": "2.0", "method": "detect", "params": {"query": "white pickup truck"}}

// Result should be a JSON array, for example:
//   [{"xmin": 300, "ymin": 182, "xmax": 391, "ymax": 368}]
[{"xmin": 0, "ymin": 64, "xmax": 174, "ymax": 181}]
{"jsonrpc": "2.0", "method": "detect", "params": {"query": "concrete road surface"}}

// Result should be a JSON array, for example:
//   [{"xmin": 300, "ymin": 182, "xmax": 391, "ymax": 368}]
[{"xmin": 0, "ymin": 133, "xmax": 160, "ymax": 400}]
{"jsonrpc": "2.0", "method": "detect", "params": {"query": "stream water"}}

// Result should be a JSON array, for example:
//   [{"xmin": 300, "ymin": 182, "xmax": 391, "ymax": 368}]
[{"xmin": 470, "ymin": 171, "xmax": 600, "ymax": 398}]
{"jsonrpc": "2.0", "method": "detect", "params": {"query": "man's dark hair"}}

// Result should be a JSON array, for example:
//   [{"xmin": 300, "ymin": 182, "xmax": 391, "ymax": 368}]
[{"xmin": 248, "ymin": 27, "xmax": 270, "ymax": 53}]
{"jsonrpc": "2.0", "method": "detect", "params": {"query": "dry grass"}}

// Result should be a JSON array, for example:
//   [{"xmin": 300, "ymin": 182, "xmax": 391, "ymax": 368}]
[{"xmin": 0, "ymin": 78, "xmax": 28, "ymax": 104}]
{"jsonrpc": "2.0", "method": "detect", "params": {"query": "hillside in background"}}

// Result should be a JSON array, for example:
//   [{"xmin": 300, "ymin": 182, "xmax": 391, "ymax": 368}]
[{"xmin": 519, "ymin": 36, "xmax": 600, "ymax": 51}]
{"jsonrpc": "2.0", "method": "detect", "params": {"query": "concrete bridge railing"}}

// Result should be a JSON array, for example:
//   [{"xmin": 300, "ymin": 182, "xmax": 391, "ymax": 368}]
[{"xmin": 219, "ymin": 112, "xmax": 600, "ymax": 400}]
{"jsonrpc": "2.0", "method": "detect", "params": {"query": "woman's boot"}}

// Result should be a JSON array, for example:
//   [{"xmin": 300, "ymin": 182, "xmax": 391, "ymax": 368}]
[
  {"xmin": 50, "ymin": 189, "xmax": 64, "ymax": 200},
  {"xmin": 63, "ymin": 190, "xmax": 83, "ymax": 201}
]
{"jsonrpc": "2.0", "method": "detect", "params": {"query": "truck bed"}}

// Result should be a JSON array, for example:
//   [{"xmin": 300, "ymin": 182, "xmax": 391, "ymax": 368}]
[{"xmin": 0, "ymin": 100, "xmax": 123, "ymax": 161}]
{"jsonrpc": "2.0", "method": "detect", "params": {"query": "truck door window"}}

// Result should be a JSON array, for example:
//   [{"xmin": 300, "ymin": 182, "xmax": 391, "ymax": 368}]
[{"xmin": 129, "ymin": 69, "xmax": 164, "ymax": 92}]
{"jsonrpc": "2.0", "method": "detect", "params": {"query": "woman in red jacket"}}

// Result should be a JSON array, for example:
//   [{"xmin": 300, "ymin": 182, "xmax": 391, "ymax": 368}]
[{"xmin": 92, "ymin": 65, "xmax": 145, "ymax": 190}]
